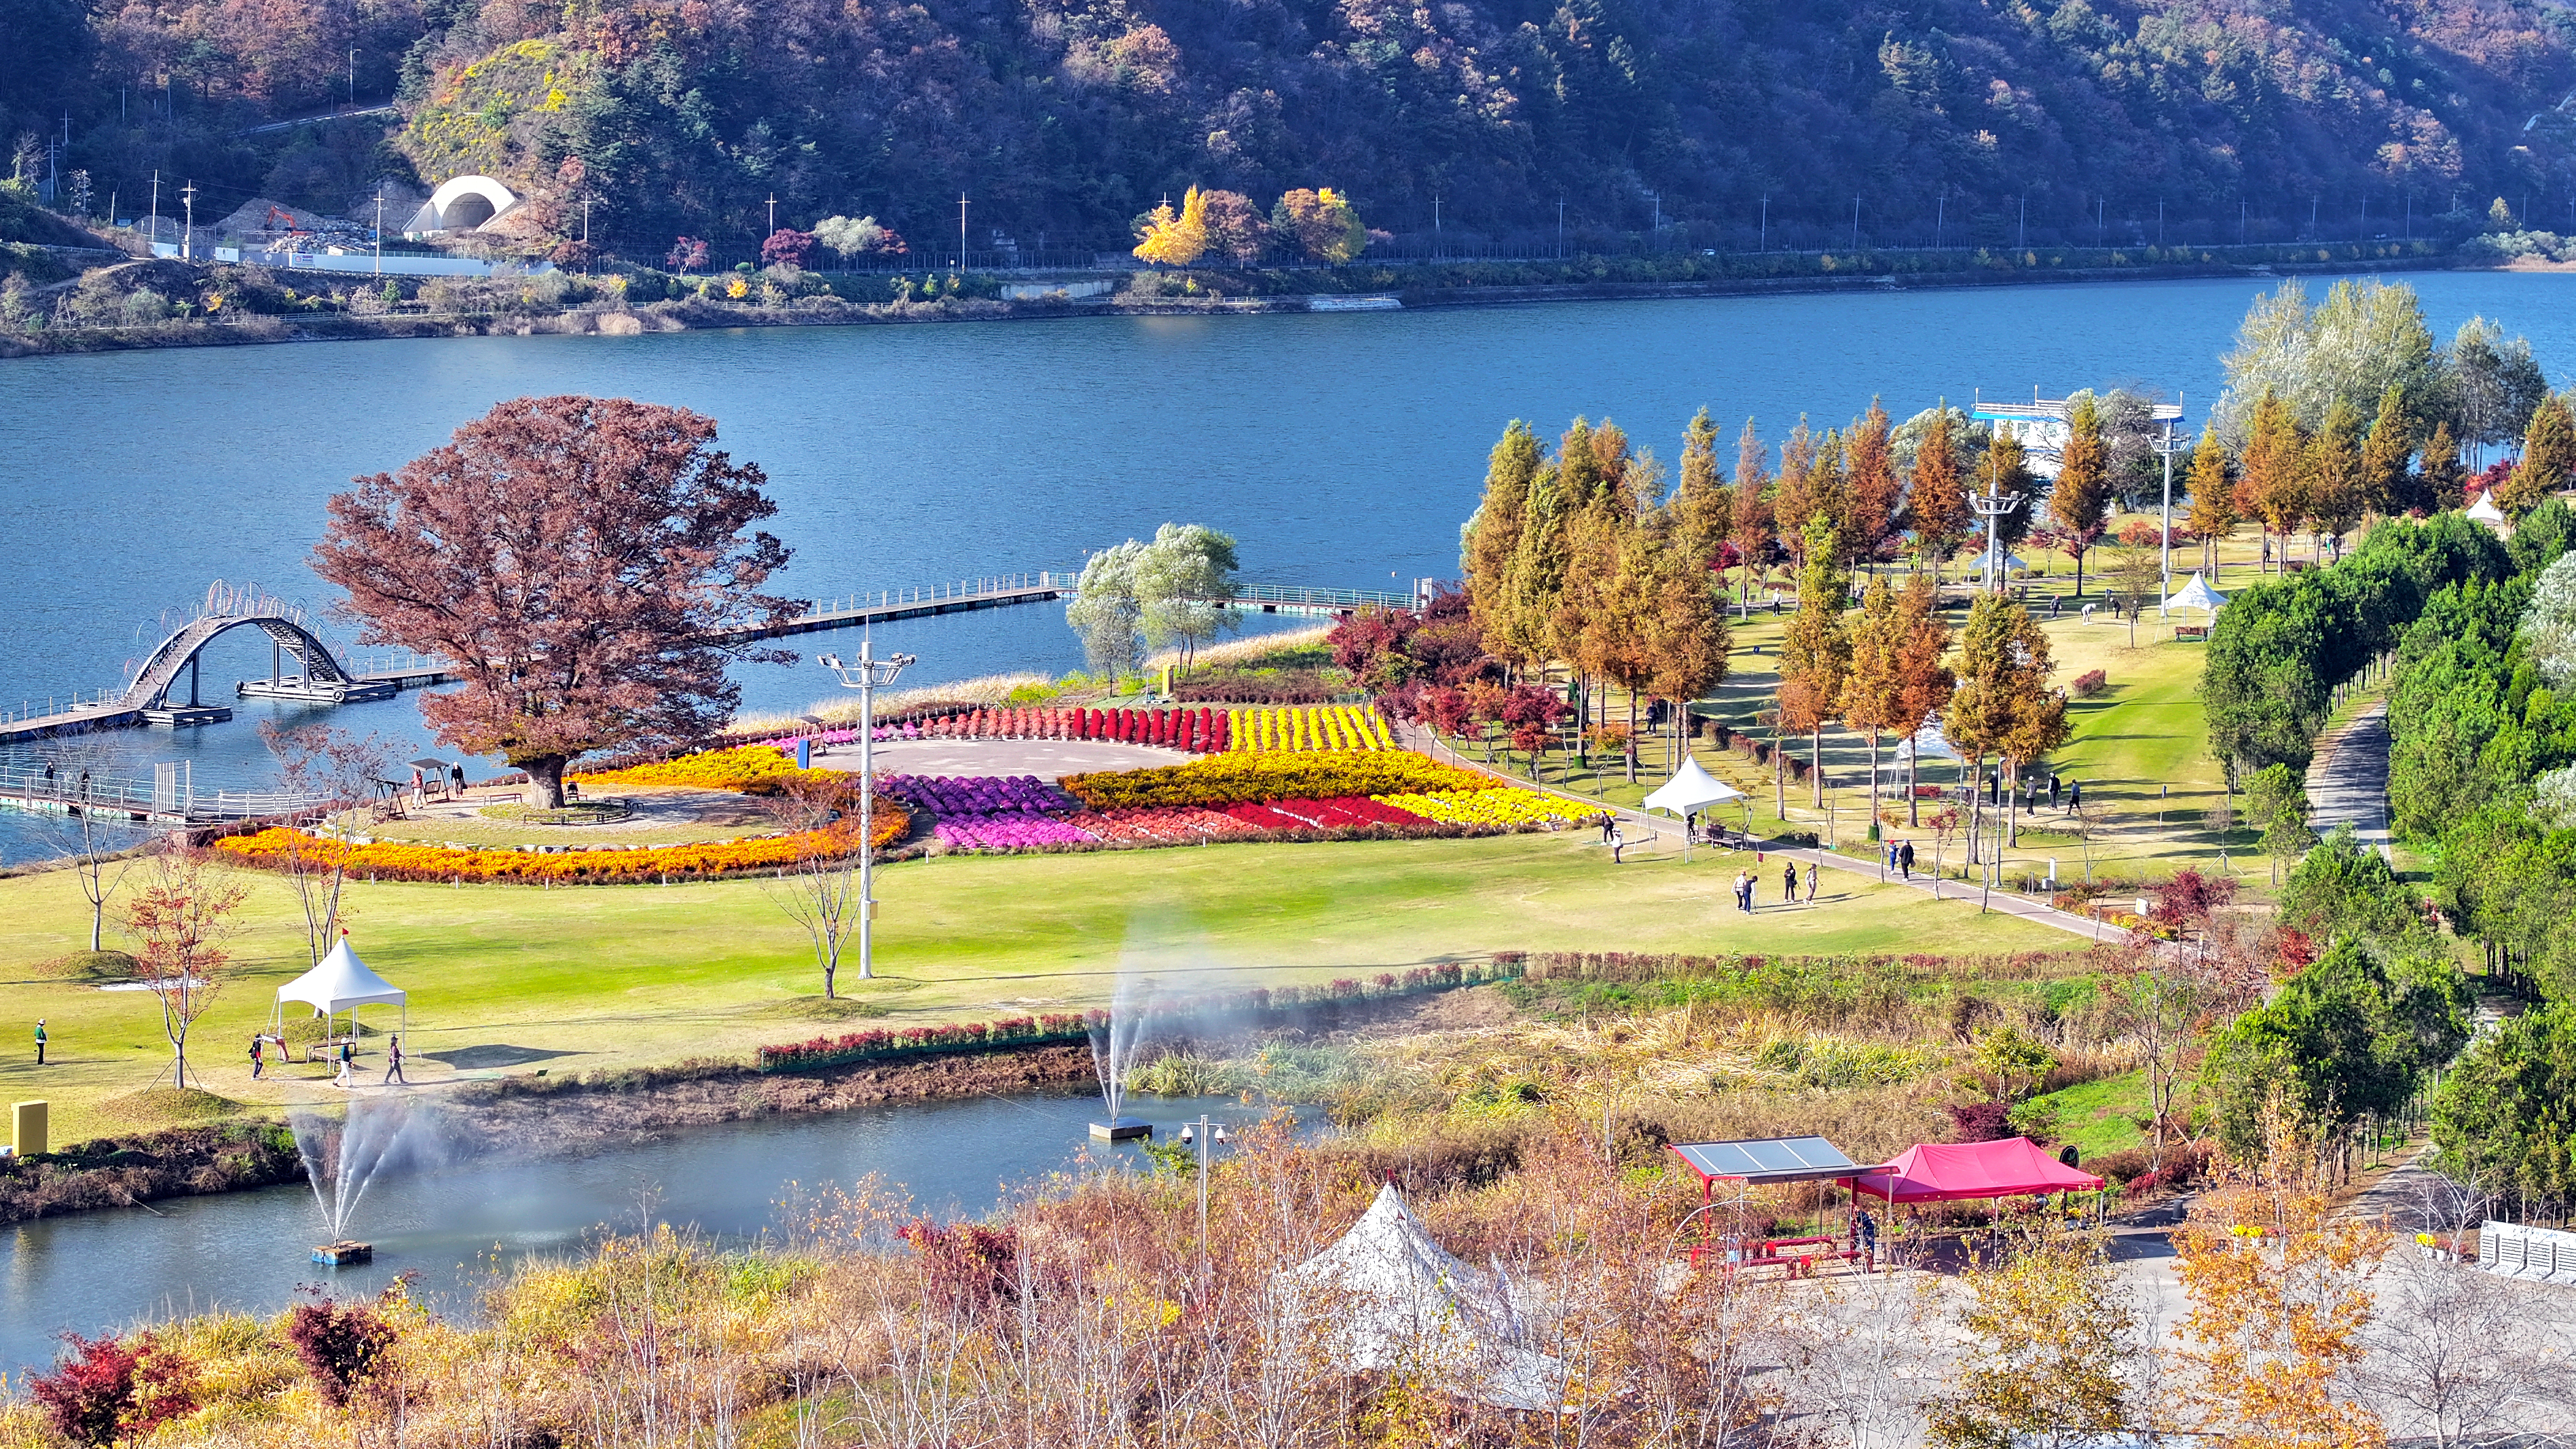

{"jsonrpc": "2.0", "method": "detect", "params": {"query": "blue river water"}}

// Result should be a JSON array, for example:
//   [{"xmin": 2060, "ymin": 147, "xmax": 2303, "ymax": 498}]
[{"xmin": 0, "ymin": 272, "xmax": 2567, "ymax": 854}]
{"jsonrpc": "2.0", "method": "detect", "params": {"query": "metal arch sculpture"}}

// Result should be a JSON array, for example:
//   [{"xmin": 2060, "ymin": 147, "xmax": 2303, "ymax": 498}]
[{"xmin": 119, "ymin": 583, "xmax": 378, "ymax": 712}]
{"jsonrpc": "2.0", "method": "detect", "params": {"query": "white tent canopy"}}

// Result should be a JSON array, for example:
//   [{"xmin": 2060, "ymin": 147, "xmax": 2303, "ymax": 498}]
[
  {"xmin": 2467, "ymin": 491, "xmax": 2508, "ymax": 525},
  {"xmin": 2163, "ymin": 571, "xmax": 2228, "ymax": 615},
  {"xmin": 1642, "ymin": 755, "xmax": 1745, "ymax": 818},
  {"xmin": 273, "ymin": 939, "xmax": 408, "ymax": 1036},
  {"xmin": 1278, "ymin": 1184, "xmax": 1566, "ymax": 1412}
]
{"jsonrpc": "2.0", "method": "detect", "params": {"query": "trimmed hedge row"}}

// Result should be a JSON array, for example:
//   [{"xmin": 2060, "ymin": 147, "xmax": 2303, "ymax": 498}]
[{"xmin": 754, "ymin": 959, "xmax": 1520, "ymax": 1073}]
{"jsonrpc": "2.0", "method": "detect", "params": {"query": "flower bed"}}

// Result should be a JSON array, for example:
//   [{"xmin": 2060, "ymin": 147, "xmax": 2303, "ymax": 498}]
[
  {"xmin": 933, "ymin": 812, "xmax": 1097, "ymax": 851},
  {"xmin": 1226, "ymin": 705, "xmax": 1393, "ymax": 754},
  {"xmin": 1373, "ymin": 787, "xmax": 1593, "ymax": 826},
  {"xmin": 866, "ymin": 705, "xmax": 1229, "ymax": 752},
  {"xmin": 1064, "ymin": 805, "xmax": 1267, "ymax": 844},
  {"xmin": 881, "ymin": 774, "xmax": 1078, "ymax": 816},
  {"xmin": 574, "ymin": 745, "xmax": 804, "ymax": 790},
  {"xmin": 1219, "ymin": 795, "xmax": 1429, "ymax": 830},
  {"xmin": 214, "ymin": 803, "xmax": 910, "ymax": 884},
  {"xmin": 754, "ymin": 959, "xmax": 1520, "ymax": 1071},
  {"xmin": 1063, "ymin": 750, "xmax": 1488, "ymax": 809}
]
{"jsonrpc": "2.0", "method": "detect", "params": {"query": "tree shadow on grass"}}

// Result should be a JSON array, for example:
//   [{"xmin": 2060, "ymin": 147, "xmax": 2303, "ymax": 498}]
[{"xmin": 422, "ymin": 1044, "xmax": 588, "ymax": 1069}]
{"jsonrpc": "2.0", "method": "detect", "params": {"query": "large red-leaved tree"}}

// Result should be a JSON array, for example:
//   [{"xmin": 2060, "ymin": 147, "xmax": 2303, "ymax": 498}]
[{"xmin": 312, "ymin": 396, "xmax": 801, "ymax": 807}]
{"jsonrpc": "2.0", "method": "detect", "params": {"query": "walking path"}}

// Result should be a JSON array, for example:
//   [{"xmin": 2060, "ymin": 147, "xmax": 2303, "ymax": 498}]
[
  {"xmin": 2306, "ymin": 700, "xmax": 2393, "ymax": 860},
  {"xmin": 1400, "ymin": 726, "xmax": 2130, "ymax": 947}
]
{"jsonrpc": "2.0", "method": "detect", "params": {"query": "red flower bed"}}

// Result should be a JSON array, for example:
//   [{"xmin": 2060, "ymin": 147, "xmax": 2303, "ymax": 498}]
[
  {"xmin": 1063, "ymin": 805, "xmax": 1267, "ymax": 844},
  {"xmin": 1221, "ymin": 795, "xmax": 1428, "ymax": 830}
]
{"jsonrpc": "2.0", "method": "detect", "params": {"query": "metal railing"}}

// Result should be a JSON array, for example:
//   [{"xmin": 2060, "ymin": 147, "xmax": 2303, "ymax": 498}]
[
  {"xmin": 0, "ymin": 761, "xmax": 167, "ymax": 813},
  {"xmin": 803, "ymin": 570, "xmax": 1081, "ymax": 617},
  {"xmin": 1223, "ymin": 585, "xmax": 1416, "ymax": 610}
]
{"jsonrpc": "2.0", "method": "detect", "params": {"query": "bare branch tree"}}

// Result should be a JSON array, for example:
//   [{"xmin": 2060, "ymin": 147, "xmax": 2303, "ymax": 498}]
[
  {"xmin": 2353, "ymin": 1251, "xmax": 2574, "ymax": 1448},
  {"xmin": 259, "ymin": 721, "xmax": 396, "ymax": 967},
  {"xmin": 1780, "ymin": 1260, "xmax": 1945, "ymax": 1448},
  {"xmin": 121, "ymin": 841, "xmax": 248, "ymax": 1092},
  {"xmin": 759, "ymin": 773, "xmax": 864, "ymax": 999},
  {"xmin": 32, "ymin": 742, "xmax": 145, "ymax": 954}
]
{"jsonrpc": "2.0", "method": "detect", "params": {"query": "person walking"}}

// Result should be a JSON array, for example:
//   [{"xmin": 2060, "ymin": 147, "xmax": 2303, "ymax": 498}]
[
  {"xmin": 449, "ymin": 764, "xmax": 466, "ymax": 795},
  {"xmin": 1781, "ymin": 861, "xmax": 1798, "ymax": 907},
  {"xmin": 334, "ymin": 1038, "xmax": 354, "ymax": 1088},
  {"xmin": 409, "ymin": 767, "xmax": 426, "ymax": 808},
  {"xmin": 33, "ymin": 1019, "xmax": 45, "ymax": 1065},
  {"xmin": 383, "ymin": 1034, "xmax": 406, "ymax": 1086},
  {"xmin": 2067, "ymin": 780, "xmax": 2082, "ymax": 815},
  {"xmin": 1804, "ymin": 860, "xmax": 1819, "ymax": 903},
  {"xmin": 2050, "ymin": 774, "xmax": 2062, "ymax": 810},
  {"xmin": 249, "ymin": 1035, "xmax": 264, "ymax": 1080},
  {"xmin": 1609, "ymin": 826, "xmax": 1625, "ymax": 864},
  {"xmin": 1734, "ymin": 869, "xmax": 1752, "ymax": 912},
  {"xmin": 1899, "ymin": 839, "xmax": 1916, "ymax": 879}
]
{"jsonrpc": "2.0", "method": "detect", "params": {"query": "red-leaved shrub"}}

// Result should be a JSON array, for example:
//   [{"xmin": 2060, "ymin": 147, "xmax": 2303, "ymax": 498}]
[
  {"xmin": 284, "ymin": 1298, "xmax": 397, "ymax": 1406},
  {"xmin": 31, "ymin": 1333, "xmax": 196, "ymax": 1448}
]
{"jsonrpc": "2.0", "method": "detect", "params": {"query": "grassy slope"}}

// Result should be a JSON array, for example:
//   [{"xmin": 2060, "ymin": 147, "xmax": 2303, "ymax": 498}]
[{"xmin": 0, "ymin": 830, "xmax": 2067, "ymax": 1145}]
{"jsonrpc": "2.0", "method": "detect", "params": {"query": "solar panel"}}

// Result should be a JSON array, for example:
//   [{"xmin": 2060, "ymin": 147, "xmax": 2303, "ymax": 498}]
[{"xmin": 1668, "ymin": 1136, "xmax": 1869, "ymax": 1184}]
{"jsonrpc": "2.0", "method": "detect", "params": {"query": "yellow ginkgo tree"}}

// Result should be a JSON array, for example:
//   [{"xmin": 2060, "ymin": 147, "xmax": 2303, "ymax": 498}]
[{"xmin": 1133, "ymin": 186, "xmax": 1211, "ymax": 265}]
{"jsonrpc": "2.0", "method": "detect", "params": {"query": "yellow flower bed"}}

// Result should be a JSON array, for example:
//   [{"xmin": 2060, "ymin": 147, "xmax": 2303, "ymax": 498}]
[
  {"xmin": 214, "ymin": 803, "xmax": 908, "ymax": 884},
  {"xmin": 574, "ymin": 746, "xmax": 799, "ymax": 790},
  {"xmin": 1064, "ymin": 750, "xmax": 1486, "ymax": 808},
  {"xmin": 1373, "ymin": 788, "xmax": 1594, "ymax": 826},
  {"xmin": 1226, "ymin": 705, "xmax": 1393, "ymax": 754}
]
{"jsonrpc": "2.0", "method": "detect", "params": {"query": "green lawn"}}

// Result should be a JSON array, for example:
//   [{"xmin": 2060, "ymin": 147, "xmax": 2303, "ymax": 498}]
[
  {"xmin": 2023, "ymin": 1067, "xmax": 2152, "ymax": 1160},
  {"xmin": 0, "ymin": 829, "xmax": 2068, "ymax": 1146}
]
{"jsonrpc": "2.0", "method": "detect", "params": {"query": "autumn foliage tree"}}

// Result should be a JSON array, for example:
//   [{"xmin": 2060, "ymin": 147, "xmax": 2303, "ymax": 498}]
[
  {"xmin": 2185, "ymin": 426, "xmax": 2239, "ymax": 573},
  {"xmin": 1907, "ymin": 407, "xmax": 1970, "ymax": 578},
  {"xmin": 1780, "ymin": 516, "xmax": 1851, "ymax": 807},
  {"xmin": 2050, "ymin": 393, "xmax": 2112, "ymax": 593},
  {"xmin": 1133, "ymin": 186, "xmax": 1211, "ymax": 265},
  {"xmin": 1843, "ymin": 398, "xmax": 1902, "ymax": 563},
  {"xmin": 121, "ymin": 845, "xmax": 247, "ymax": 1093},
  {"xmin": 1729, "ymin": 418, "xmax": 1775, "ymax": 608},
  {"xmin": 2173, "ymin": 1179, "xmax": 2387, "ymax": 1449},
  {"xmin": 313, "ymin": 397, "xmax": 801, "ymax": 809},
  {"xmin": 2237, "ymin": 389, "xmax": 2308, "ymax": 570}
]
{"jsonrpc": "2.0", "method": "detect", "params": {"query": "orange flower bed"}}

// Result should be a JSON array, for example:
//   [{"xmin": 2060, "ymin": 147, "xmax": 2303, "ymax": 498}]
[{"xmin": 214, "ymin": 802, "xmax": 909, "ymax": 884}]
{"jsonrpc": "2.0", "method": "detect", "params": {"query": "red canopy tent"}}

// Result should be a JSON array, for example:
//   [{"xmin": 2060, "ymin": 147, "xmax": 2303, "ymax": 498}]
[{"xmin": 1847, "ymin": 1137, "xmax": 2104, "ymax": 1203}]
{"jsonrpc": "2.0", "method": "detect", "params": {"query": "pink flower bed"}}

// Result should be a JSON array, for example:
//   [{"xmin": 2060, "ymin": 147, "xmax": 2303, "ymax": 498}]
[
  {"xmin": 934, "ymin": 813, "xmax": 1099, "ymax": 851},
  {"xmin": 869, "ymin": 705, "xmax": 1230, "ymax": 752}
]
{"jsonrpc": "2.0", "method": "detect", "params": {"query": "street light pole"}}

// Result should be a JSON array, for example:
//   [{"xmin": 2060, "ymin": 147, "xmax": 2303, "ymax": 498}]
[
  {"xmin": 1181, "ymin": 1114, "xmax": 1230, "ymax": 1290},
  {"xmin": 1968, "ymin": 446, "xmax": 2025, "ymax": 594},
  {"xmin": 820, "ymin": 639, "xmax": 915, "ymax": 983}
]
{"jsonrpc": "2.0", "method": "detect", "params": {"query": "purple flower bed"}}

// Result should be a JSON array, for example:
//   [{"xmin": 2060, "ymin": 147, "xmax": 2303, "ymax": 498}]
[
  {"xmin": 882, "ymin": 774, "xmax": 1077, "ymax": 817},
  {"xmin": 934, "ymin": 813, "xmax": 1099, "ymax": 850}
]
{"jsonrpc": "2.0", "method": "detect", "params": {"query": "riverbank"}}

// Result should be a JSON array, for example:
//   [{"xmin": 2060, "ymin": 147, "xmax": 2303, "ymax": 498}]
[{"xmin": 0, "ymin": 241, "xmax": 2467, "ymax": 359}]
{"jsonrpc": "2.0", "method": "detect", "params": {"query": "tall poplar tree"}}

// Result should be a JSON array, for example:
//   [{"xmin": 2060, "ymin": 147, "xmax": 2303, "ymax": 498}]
[
  {"xmin": 2184, "ymin": 426, "xmax": 2237, "ymax": 574},
  {"xmin": 1845, "ymin": 399, "xmax": 1902, "ymax": 567},
  {"xmin": 1908, "ymin": 406, "xmax": 1970, "ymax": 579},
  {"xmin": 1501, "ymin": 458, "xmax": 1569, "ymax": 674},
  {"xmin": 2357, "ymin": 385, "xmax": 2415, "ymax": 517},
  {"xmin": 1780, "ymin": 516, "xmax": 1852, "ymax": 807},
  {"xmin": 2050, "ymin": 393, "xmax": 2112, "ymax": 594},
  {"xmin": 1730, "ymin": 418, "xmax": 1775, "ymax": 609},
  {"xmin": 1644, "ymin": 520, "xmax": 1731, "ymax": 775},
  {"xmin": 1773, "ymin": 418, "xmax": 1819, "ymax": 568},
  {"xmin": 1464, "ymin": 420, "xmax": 1541, "ymax": 647}
]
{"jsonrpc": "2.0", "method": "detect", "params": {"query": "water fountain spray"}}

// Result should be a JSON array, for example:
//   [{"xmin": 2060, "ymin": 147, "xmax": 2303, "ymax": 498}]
[
  {"xmin": 289, "ymin": 1096, "xmax": 437, "ymax": 1263},
  {"xmin": 1086, "ymin": 974, "xmax": 1154, "ymax": 1141}
]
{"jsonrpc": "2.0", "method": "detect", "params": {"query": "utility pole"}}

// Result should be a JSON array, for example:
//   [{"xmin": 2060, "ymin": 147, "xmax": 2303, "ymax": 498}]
[
  {"xmin": 582, "ymin": 196, "xmax": 591, "ymax": 246},
  {"xmin": 373, "ymin": 186, "xmax": 384, "ymax": 275},
  {"xmin": 1850, "ymin": 195, "xmax": 1860, "ymax": 251},
  {"xmin": 2150, "ymin": 405, "xmax": 2187, "ymax": 595},
  {"xmin": 149, "ymin": 170, "xmax": 160, "ymax": 249},
  {"xmin": 2095, "ymin": 196, "xmax": 2104, "ymax": 246},
  {"xmin": 2239, "ymin": 202, "xmax": 2247, "ymax": 245},
  {"xmin": 766, "ymin": 193, "xmax": 777, "ymax": 235},
  {"xmin": 1935, "ymin": 190, "xmax": 1945, "ymax": 249},
  {"xmin": 2359, "ymin": 196, "xmax": 2367, "ymax": 238},
  {"xmin": 957, "ymin": 191, "xmax": 968, "ymax": 272},
  {"xmin": 348, "ymin": 48, "xmax": 356, "ymax": 110},
  {"xmin": 2017, "ymin": 189, "xmax": 2027, "ymax": 249},
  {"xmin": 180, "ymin": 179, "xmax": 195, "ymax": 260},
  {"xmin": 1759, "ymin": 195, "xmax": 1768, "ymax": 252},
  {"xmin": 1556, "ymin": 198, "xmax": 1566, "ymax": 259},
  {"xmin": 2157, "ymin": 197, "xmax": 2164, "ymax": 246}
]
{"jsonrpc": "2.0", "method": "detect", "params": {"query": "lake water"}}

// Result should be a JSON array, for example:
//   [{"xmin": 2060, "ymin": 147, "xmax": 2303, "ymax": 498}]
[
  {"xmin": 0, "ymin": 1088, "xmax": 1267, "ymax": 1372},
  {"xmin": 3, "ymin": 274, "xmax": 2572, "ymax": 859}
]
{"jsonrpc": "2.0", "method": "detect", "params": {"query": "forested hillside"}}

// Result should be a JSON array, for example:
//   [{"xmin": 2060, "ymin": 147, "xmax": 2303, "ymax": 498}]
[{"xmin": 6, "ymin": 0, "xmax": 2576, "ymax": 263}]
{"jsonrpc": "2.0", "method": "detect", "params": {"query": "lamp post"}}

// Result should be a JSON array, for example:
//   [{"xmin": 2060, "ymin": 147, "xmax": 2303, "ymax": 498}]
[
  {"xmin": 820, "ymin": 640, "xmax": 915, "ymax": 982},
  {"xmin": 1179, "ymin": 1114, "xmax": 1232, "ymax": 1289},
  {"xmin": 1969, "ymin": 447, "xmax": 2025, "ymax": 595}
]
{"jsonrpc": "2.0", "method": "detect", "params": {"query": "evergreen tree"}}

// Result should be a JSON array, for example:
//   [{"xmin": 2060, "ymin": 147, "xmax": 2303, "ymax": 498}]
[
  {"xmin": 2420, "ymin": 419, "xmax": 2468, "ymax": 512},
  {"xmin": 2184, "ymin": 426, "xmax": 2238, "ymax": 574},
  {"xmin": 1780, "ymin": 516, "xmax": 1851, "ymax": 807},
  {"xmin": 1729, "ymin": 418, "xmax": 1775, "ymax": 608},
  {"xmin": 2306, "ymin": 396, "xmax": 2365, "ymax": 559},
  {"xmin": 2050, "ymin": 394, "xmax": 2112, "ymax": 593},
  {"xmin": 1463, "ymin": 420, "xmax": 1541, "ymax": 648},
  {"xmin": 1773, "ymin": 418, "xmax": 1819, "ymax": 567},
  {"xmin": 2500, "ymin": 395, "xmax": 2576, "ymax": 516},
  {"xmin": 1499, "ymin": 458, "xmax": 1569, "ymax": 672},
  {"xmin": 1807, "ymin": 431, "xmax": 1852, "ymax": 564},
  {"xmin": 1845, "ymin": 398, "xmax": 1902, "ymax": 566},
  {"xmin": 2358, "ymin": 384, "xmax": 2416, "ymax": 517},
  {"xmin": 1907, "ymin": 405, "xmax": 1970, "ymax": 579}
]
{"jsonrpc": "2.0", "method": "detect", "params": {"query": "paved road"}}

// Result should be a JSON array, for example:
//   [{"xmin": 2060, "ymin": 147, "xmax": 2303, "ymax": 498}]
[{"xmin": 2306, "ymin": 701, "xmax": 2392, "ymax": 859}]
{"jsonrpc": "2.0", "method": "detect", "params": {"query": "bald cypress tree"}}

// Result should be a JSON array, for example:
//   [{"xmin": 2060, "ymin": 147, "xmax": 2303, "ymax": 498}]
[
  {"xmin": 1908, "ymin": 406, "xmax": 1970, "ymax": 580},
  {"xmin": 2419, "ymin": 418, "xmax": 2467, "ymax": 513},
  {"xmin": 2050, "ymin": 393, "xmax": 2112, "ymax": 593},
  {"xmin": 1465, "ymin": 420, "xmax": 1541, "ymax": 648},
  {"xmin": 2358, "ymin": 384, "xmax": 2416, "ymax": 518},
  {"xmin": 1675, "ymin": 407, "xmax": 1726, "ymax": 572},
  {"xmin": 2502, "ymin": 395, "xmax": 2576, "ymax": 516},
  {"xmin": 2184, "ymin": 426, "xmax": 2237, "ymax": 574},
  {"xmin": 1731, "ymin": 418, "xmax": 1775, "ymax": 612},
  {"xmin": 1845, "ymin": 398, "xmax": 1902, "ymax": 567},
  {"xmin": 1780, "ymin": 516, "xmax": 1852, "ymax": 808}
]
